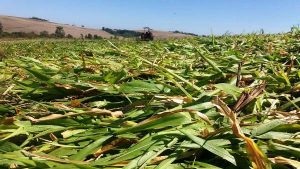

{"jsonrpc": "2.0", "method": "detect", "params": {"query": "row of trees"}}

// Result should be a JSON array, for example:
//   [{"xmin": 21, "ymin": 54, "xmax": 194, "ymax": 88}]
[
  {"xmin": 172, "ymin": 30, "xmax": 198, "ymax": 36},
  {"xmin": 102, "ymin": 27, "xmax": 141, "ymax": 38},
  {"xmin": 0, "ymin": 23, "xmax": 69, "ymax": 38},
  {"xmin": 81, "ymin": 33, "xmax": 102, "ymax": 39},
  {"xmin": 30, "ymin": 17, "xmax": 49, "ymax": 22},
  {"xmin": 0, "ymin": 25, "xmax": 73, "ymax": 39},
  {"xmin": 0, "ymin": 22, "xmax": 3, "ymax": 35},
  {"xmin": 0, "ymin": 23, "xmax": 102, "ymax": 39}
]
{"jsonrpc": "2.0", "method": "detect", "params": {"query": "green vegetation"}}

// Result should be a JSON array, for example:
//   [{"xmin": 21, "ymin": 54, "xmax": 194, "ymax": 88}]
[
  {"xmin": 66, "ymin": 34, "xmax": 73, "ymax": 39},
  {"xmin": 39, "ymin": 31, "xmax": 49, "ymax": 38},
  {"xmin": 54, "ymin": 26, "xmax": 65, "ymax": 38},
  {"xmin": 30, "ymin": 17, "xmax": 49, "ymax": 22},
  {"xmin": 0, "ymin": 31, "xmax": 299, "ymax": 169},
  {"xmin": 172, "ymin": 30, "xmax": 198, "ymax": 36},
  {"xmin": 102, "ymin": 27, "xmax": 141, "ymax": 38},
  {"xmin": 0, "ymin": 23, "xmax": 100, "ymax": 39},
  {"xmin": 85, "ymin": 33, "xmax": 93, "ymax": 39},
  {"xmin": 93, "ymin": 34, "xmax": 103, "ymax": 40},
  {"xmin": 0, "ymin": 22, "xmax": 3, "ymax": 36}
]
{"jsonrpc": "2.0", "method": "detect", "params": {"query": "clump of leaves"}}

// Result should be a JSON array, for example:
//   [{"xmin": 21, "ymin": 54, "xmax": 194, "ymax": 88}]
[{"xmin": 0, "ymin": 33, "xmax": 299, "ymax": 169}]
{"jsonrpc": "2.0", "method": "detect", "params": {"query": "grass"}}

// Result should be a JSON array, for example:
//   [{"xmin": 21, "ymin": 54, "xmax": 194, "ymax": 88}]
[{"xmin": 0, "ymin": 32, "xmax": 299, "ymax": 169}]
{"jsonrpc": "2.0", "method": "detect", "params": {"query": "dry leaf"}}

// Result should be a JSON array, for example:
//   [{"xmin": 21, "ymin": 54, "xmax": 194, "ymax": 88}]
[
  {"xmin": 26, "ymin": 109, "xmax": 123, "ymax": 123},
  {"xmin": 1, "ymin": 117, "xmax": 16, "ymax": 125},
  {"xmin": 270, "ymin": 156, "xmax": 300, "ymax": 169},
  {"xmin": 53, "ymin": 103, "xmax": 72, "ymax": 110},
  {"xmin": 70, "ymin": 99, "xmax": 81, "ymax": 107},
  {"xmin": 233, "ymin": 82, "xmax": 266, "ymax": 112},
  {"xmin": 213, "ymin": 97, "xmax": 270, "ymax": 169},
  {"xmin": 49, "ymin": 133, "xmax": 58, "ymax": 141},
  {"xmin": 94, "ymin": 138, "xmax": 135, "ymax": 157},
  {"xmin": 279, "ymin": 49, "xmax": 288, "ymax": 56},
  {"xmin": 61, "ymin": 129, "xmax": 86, "ymax": 139}
]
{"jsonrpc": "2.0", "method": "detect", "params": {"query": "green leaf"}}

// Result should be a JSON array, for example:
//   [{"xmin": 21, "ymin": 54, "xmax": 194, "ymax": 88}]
[
  {"xmin": 214, "ymin": 83, "xmax": 242, "ymax": 100},
  {"xmin": 195, "ymin": 48, "xmax": 223, "ymax": 74},
  {"xmin": 192, "ymin": 161, "xmax": 222, "ymax": 169},
  {"xmin": 0, "ymin": 141, "xmax": 21, "ymax": 153},
  {"xmin": 93, "ymin": 134, "xmax": 169, "ymax": 166},
  {"xmin": 70, "ymin": 136, "xmax": 112, "ymax": 160},
  {"xmin": 24, "ymin": 67, "xmax": 51, "ymax": 81},
  {"xmin": 119, "ymin": 80, "xmax": 162, "ymax": 93},
  {"xmin": 256, "ymin": 131, "xmax": 294, "ymax": 140},
  {"xmin": 154, "ymin": 156, "xmax": 177, "ymax": 169},
  {"xmin": 269, "ymin": 142, "xmax": 300, "ymax": 158},
  {"xmin": 116, "ymin": 112, "xmax": 191, "ymax": 134},
  {"xmin": 251, "ymin": 119, "xmax": 286, "ymax": 136},
  {"xmin": 179, "ymin": 129, "xmax": 236, "ymax": 166},
  {"xmin": 184, "ymin": 102, "xmax": 215, "ymax": 111},
  {"xmin": 124, "ymin": 138, "xmax": 178, "ymax": 169},
  {"xmin": 280, "ymin": 97, "xmax": 300, "ymax": 110},
  {"xmin": 103, "ymin": 69, "xmax": 127, "ymax": 84}
]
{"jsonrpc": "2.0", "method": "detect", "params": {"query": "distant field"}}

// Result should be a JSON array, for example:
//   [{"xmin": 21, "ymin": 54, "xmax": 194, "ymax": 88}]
[
  {"xmin": 0, "ymin": 33, "xmax": 299, "ymax": 168},
  {"xmin": 0, "ymin": 15, "xmax": 191, "ymax": 39},
  {"xmin": 0, "ymin": 15, "xmax": 113, "ymax": 38}
]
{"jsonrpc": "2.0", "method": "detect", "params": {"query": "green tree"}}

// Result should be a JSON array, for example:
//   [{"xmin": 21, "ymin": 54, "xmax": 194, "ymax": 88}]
[
  {"xmin": 0, "ymin": 22, "xmax": 3, "ymax": 36},
  {"xmin": 94, "ymin": 34, "xmax": 102, "ymax": 39},
  {"xmin": 66, "ymin": 34, "xmax": 73, "ymax": 38},
  {"xmin": 55, "ymin": 26, "xmax": 65, "ymax": 38},
  {"xmin": 85, "ymin": 33, "xmax": 93, "ymax": 39},
  {"xmin": 40, "ymin": 31, "xmax": 49, "ymax": 37}
]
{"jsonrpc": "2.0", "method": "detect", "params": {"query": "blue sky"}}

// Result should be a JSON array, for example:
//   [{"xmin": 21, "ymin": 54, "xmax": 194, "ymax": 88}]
[{"xmin": 0, "ymin": 0, "xmax": 300, "ymax": 35}]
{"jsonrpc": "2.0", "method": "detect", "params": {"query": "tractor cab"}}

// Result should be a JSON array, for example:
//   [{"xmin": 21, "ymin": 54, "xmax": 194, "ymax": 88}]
[{"xmin": 140, "ymin": 27, "xmax": 154, "ymax": 41}]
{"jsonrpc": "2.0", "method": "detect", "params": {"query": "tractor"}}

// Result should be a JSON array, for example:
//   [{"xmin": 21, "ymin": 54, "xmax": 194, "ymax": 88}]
[{"xmin": 140, "ymin": 27, "xmax": 154, "ymax": 41}]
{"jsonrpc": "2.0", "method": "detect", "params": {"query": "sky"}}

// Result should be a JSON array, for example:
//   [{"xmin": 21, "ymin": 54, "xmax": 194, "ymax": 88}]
[{"xmin": 0, "ymin": 0, "xmax": 300, "ymax": 35}]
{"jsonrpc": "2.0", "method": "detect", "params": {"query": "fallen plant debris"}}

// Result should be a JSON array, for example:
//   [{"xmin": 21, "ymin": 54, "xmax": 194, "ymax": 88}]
[
  {"xmin": 212, "ymin": 97, "xmax": 270, "ymax": 169},
  {"xmin": 0, "ymin": 32, "xmax": 300, "ymax": 169}
]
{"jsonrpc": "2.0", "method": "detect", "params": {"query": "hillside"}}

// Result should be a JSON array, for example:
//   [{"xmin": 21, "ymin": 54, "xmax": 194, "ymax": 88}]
[
  {"xmin": 0, "ymin": 15, "xmax": 192, "ymax": 39},
  {"xmin": 0, "ymin": 15, "xmax": 113, "ymax": 38}
]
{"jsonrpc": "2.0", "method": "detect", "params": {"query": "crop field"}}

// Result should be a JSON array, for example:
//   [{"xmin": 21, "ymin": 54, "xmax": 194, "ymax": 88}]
[{"xmin": 0, "ymin": 33, "xmax": 300, "ymax": 169}]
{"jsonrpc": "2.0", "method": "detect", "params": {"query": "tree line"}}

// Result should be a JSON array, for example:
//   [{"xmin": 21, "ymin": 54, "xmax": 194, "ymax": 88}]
[
  {"xmin": 172, "ymin": 30, "xmax": 198, "ymax": 36},
  {"xmin": 0, "ymin": 22, "xmax": 103, "ymax": 39},
  {"xmin": 101, "ymin": 27, "xmax": 141, "ymax": 38}
]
